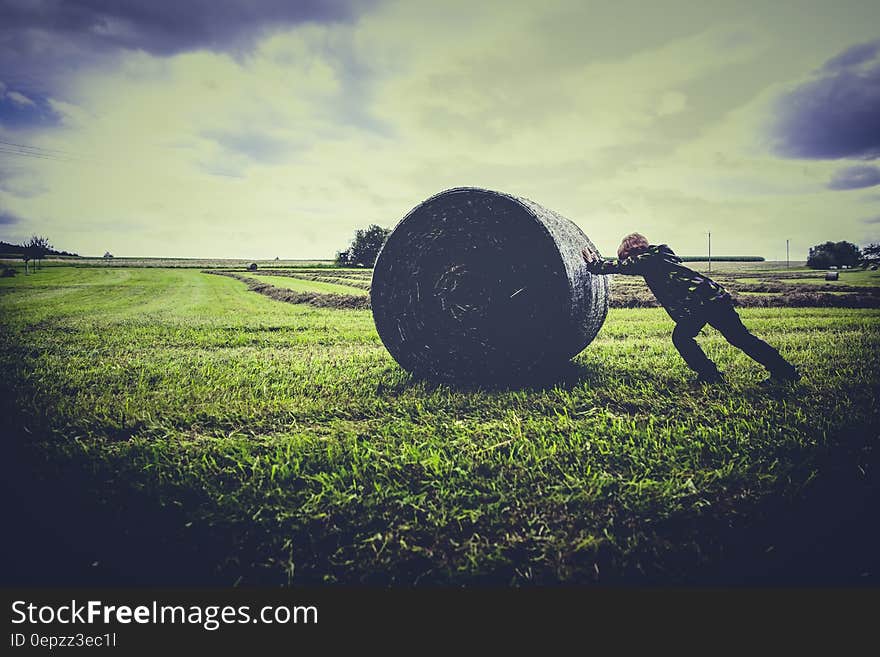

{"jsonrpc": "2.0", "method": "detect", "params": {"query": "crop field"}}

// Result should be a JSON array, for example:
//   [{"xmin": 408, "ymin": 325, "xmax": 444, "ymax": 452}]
[
  {"xmin": 1, "ymin": 263, "xmax": 878, "ymax": 586},
  {"xmin": 217, "ymin": 262, "xmax": 880, "ymax": 311}
]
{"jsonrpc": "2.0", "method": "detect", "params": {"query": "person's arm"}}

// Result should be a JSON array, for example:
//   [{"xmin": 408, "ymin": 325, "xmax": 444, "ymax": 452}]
[{"xmin": 581, "ymin": 247, "xmax": 650, "ymax": 275}]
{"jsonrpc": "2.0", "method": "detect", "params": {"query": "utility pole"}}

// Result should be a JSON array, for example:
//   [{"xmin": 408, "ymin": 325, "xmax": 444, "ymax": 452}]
[
  {"xmin": 707, "ymin": 231, "xmax": 711, "ymax": 273},
  {"xmin": 786, "ymin": 239, "xmax": 790, "ymax": 271}
]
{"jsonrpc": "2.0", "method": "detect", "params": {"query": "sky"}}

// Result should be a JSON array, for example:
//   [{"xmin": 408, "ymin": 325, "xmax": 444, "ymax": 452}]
[{"xmin": 0, "ymin": 0, "xmax": 879, "ymax": 260}]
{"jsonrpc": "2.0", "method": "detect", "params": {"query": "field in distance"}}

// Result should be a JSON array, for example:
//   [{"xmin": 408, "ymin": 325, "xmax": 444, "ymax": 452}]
[
  {"xmin": 0, "ymin": 256, "xmax": 336, "ymax": 269},
  {"xmin": 207, "ymin": 260, "xmax": 880, "ymax": 310}
]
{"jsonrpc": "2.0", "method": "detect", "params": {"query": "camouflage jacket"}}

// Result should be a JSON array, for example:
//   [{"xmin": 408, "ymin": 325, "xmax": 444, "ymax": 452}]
[{"xmin": 586, "ymin": 244, "xmax": 731, "ymax": 322}]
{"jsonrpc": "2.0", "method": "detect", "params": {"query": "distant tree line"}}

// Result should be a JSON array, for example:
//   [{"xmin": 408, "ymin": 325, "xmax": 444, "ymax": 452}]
[
  {"xmin": 0, "ymin": 235, "xmax": 80, "ymax": 275},
  {"xmin": 331, "ymin": 225, "xmax": 880, "ymax": 272},
  {"xmin": 806, "ymin": 241, "xmax": 869, "ymax": 269},
  {"xmin": 0, "ymin": 239, "xmax": 78, "ymax": 258}
]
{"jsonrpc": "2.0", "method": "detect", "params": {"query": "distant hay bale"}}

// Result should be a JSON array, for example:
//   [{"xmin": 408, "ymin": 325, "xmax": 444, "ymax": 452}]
[
  {"xmin": 370, "ymin": 187, "xmax": 610, "ymax": 382},
  {"xmin": 825, "ymin": 271, "xmax": 839, "ymax": 281},
  {"xmin": 248, "ymin": 263, "xmax": 258, "ymax": 271}
]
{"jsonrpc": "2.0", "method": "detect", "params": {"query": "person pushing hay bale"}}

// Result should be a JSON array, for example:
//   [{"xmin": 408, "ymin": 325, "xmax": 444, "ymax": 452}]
[{"xmin": 371, "ymin": 187, "xmax": 610, "ymax": 382}]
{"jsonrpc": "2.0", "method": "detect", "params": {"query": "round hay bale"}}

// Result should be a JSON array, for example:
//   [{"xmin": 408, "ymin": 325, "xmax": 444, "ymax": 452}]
[
  {"xmin": 247, "ymin": 262, "xmax": 258, "ymax": 271},
  {"xmin": 371, "ymin": 187, "xmax": 610, "ymax": 382}
]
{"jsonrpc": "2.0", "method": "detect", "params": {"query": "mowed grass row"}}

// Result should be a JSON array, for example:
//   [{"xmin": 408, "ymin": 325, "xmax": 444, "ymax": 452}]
[
  {"xmin": 249, "ymin": 274, "xmax": 370, "ymax": 296},
  {"xmin": 1, "ymin": 267, "xmax": 878, "ymax": 585},
  {"xmin": 736, "ymin": 270, "xmax": 880, "ymax": 287}
]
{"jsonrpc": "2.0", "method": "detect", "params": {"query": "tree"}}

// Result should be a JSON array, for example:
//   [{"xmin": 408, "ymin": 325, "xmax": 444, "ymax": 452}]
[
  {"xmin": 336, "ymin": 224, "xmax": 390, "ymax": 267},
  {"xmin": 103, "ymin": 251, "xmax": 114, "ymax": 259},
  {"xmin": 861, "ymin": 243, "xmax": 880, "ymax": 267},
  {"xmin": 23, "ymin": 235, "xmax": 52, "ymax": 271},
  {"xmin": 806, "ymin": 241, "xmax": 861, "ymax": 269},
  {"xmin": 334, "ymin": 248, "xmax": 351, "ymax": 266}
]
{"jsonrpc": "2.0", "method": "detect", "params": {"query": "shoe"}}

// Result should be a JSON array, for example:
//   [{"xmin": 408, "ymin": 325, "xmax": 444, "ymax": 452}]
[
  {"xmin": 760, "ymin": 365, "xmax": 801, "ymax": 387},
  {"xmin": 696, "ymin": 371, "xmax": 725, "ymax": 384}
]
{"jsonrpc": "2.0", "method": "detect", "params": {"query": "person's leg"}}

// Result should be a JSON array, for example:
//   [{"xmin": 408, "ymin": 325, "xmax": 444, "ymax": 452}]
[
  {"xmin": 706, "ymin": 302, "xmax": 798, "ymax": 378},
  {"xmin": 671, "ymin": 318, "xmax": 720, "ymax": 379}
]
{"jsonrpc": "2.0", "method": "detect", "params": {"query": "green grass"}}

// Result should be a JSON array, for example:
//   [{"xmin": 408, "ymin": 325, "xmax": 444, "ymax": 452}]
[
  {"xmin": 250, "ymin": 273, "xmax": 370, "ymax": 296},
  {"xmin": 684, "ymin": 260, "xmax": 811, "ymax": 272},
  {"xmin": 736, "ymin": 270, "xmax": 880, "ymax": 287},
  {"xmin": 1, "ymin": 266, "xmax": 878, "ymax": 585}
]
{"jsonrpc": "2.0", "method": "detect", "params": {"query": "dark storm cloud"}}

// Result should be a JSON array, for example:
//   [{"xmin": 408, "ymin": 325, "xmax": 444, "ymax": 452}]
[
  {"xmin": 0, "ymin": 1, "xmax": 368, "ymax": 55},
  {"xmin": 771, "ymin": 40, "xmax": 880, "ymax": 160},
  {"xmin": 0, "ymin": 0, "xmax": 375, "ymax": 97},
  {"xmin": 827, "ymin": 165, "xmax": 880, "ymax": 190}
]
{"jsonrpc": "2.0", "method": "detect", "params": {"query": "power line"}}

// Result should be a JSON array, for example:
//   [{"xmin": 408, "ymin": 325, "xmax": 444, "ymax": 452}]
[
  {"xmin": 0, "ymin": 140, "xmax": 99, "ymax": 164},
  {"xmin": 0, "ymin": 146, "xmax": 80, "ymax": 162},
  {"xmin": 0, "ymin": 139, "xmax": 78, "ymax": 156}
]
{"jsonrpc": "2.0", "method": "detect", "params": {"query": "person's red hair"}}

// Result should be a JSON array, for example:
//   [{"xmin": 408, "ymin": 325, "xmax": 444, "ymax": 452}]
[{"xmin": 618, "ymin": 233, "xmax": 649, "ymax": 260}]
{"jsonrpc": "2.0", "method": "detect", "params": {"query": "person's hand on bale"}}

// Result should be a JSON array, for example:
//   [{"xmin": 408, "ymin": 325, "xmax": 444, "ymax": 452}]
[{"xmin": 581, "ymin": 246, "xmax": 598, "ymax": 264}]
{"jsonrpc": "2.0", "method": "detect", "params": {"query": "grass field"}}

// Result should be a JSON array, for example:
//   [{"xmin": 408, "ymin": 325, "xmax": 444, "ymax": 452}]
[
  {"xmin": 0, "ymin": 256, "xmax": 335, "ymax": 269},
  {"xmin": 737, "ymin": 271, "xmax": 880, "ymax": 287},
  {"xmin": 1, "ymin": 265, "xmax": 878, "ymax": 586}
]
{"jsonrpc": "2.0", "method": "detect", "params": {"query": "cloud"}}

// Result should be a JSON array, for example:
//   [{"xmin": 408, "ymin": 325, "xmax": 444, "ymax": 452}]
[
  {"xmin": 823, "ymin": 40, "xmax": 880, "ymax": 71},
  {"xmin": 0, "ymin": 88, "xmax": 61, "ymax": 127},
  {"xmin": 0, "ymin": 0, "xmax": 374, "ymax": 105},
  {"xmin": 203, "ymin": 129, "xmax": 294, "ymax": 164},
  {"xmin": 0, "ymin": 1, "xmax": 369, "ymax": 56},
  {"xmin": 828, "ymin": 165, "xmax": 880, "ymax": 190},
  {"xmin": 655, "ymin": 91, "xmax": 688, "ymax": 117},
  {"xmin": 6, "ymin": 90, "xmax": 35, "ymax": 106},
  {"xmin": 863, "ymin": 215, "xmax": 880, "ymax": 224},
  {"xmin": 771, "ymin": 39, "xmax": 880, "ymax": 160},
  {"xmin": 0, "ymin": 209, "xmax": 21, "ymax": 225}
]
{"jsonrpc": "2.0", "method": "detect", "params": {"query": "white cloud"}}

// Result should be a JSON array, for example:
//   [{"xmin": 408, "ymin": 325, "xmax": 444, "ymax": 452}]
[
  {"xmin": 6, "ymin": 91, "xmax": 36, "ymax": 107},
  {"xmin": 655, "ymin": 91, "xmax": 688, "ymax": 117}
]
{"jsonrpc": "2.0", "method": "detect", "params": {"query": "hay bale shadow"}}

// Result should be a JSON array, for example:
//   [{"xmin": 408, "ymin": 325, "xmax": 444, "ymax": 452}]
[{"xmin": 377, "ymin": 359, "xmax": 606, "ymax": 395}]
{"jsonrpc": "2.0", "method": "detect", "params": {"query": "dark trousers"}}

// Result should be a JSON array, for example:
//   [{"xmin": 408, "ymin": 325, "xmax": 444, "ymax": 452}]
[{"xmin": 672, "ymin": 301, "xmax": 793, "ymax": 377}]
